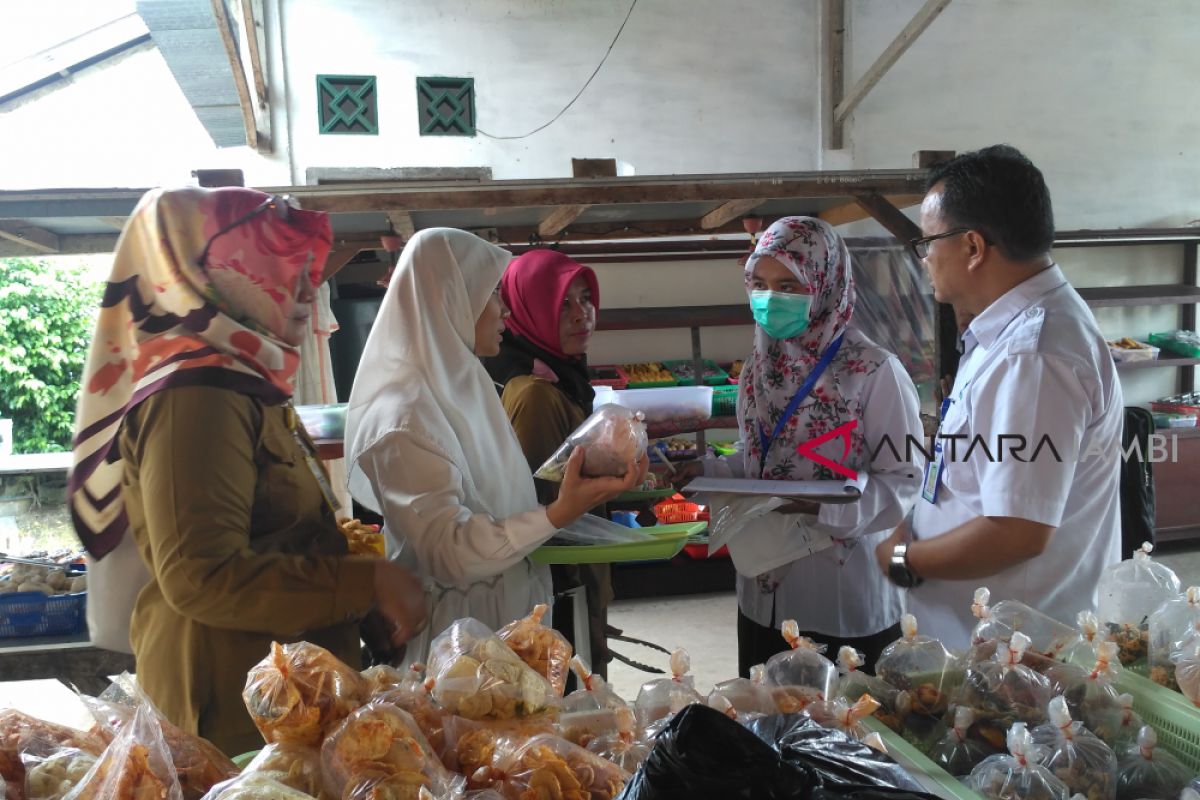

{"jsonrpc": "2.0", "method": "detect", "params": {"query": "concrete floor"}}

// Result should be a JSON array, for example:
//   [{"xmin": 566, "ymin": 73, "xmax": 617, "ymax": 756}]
[{"xmin": 604, "ymin": 543, "xmax": 1200, "ymax": 702}]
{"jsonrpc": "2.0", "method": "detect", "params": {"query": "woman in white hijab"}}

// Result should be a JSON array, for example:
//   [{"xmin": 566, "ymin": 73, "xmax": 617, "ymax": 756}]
[{"xmin": 345, "ymin": 228, "xmax": 643, "ymax": 663}]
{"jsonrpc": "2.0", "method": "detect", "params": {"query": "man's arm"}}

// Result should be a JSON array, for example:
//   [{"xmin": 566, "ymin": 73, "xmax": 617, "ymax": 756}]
[{"xmin": 875, "ymin": 517, "xmax": 1054, "ymax": 581}]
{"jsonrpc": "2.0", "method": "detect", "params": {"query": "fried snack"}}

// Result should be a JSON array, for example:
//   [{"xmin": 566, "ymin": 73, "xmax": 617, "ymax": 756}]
[
  {"xmin": 495, "ymin": 734, "xmax": 630, "ymax": 800},
  {"xmin": 363, "ymin": 665, "xmax": 419, "ymax": 696},
  {"xmin": 243, "ymin": 641, "xmax": 369, "ymax": 746},
  {"xmin": 373, "ymin": 685, "xmax": 446, "ymax": 756},
  {"xmin": 621, "ymin": 363, "xmax": 674, "ymax": 384},
  {"xmin": 23, "ymin": 748, "xmax": 98, "ymax": 800},
  {"xmin": 338, "ymin": 519, "xmax": 386, "ymax": 558},
  {"xmin": 68, "ymin": 704, "xmax": 182, "ymax": 800},
  {"xmin": 320, "ymin": 703, "xmax": 460, "ymax": 800},
  {"xmin": 0, "ymin": 710, "xmax": 107, "ymax": 800},
  {"xmin": 497, "ymin": 605, "xmax": 572, "ymax": 697},
  {"xmin": 1106, "ymin": 623, "xmax": 1148, "ymax": 667},
  {"xmin": 201, "ymin": 772, "xmax": 318, "ymax": 799},
  {"xmin": 427, "ymin": 619, "xmax": 559, "ymax": 721},
  {"xmin": 237, "ymin": 743, "xmax": 325, "ymax": 799}
]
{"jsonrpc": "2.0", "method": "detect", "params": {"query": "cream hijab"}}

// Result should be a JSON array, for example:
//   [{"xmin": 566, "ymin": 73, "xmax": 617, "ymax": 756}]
[{"xmin": 345, "ymin": 228, "xmax": 538, "ymax": 520}]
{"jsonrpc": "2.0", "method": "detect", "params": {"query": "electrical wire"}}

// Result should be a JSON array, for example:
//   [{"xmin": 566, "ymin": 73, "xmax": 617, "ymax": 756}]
[{"xmin": 475, "ymin": 0, "xmax": 639, "ymax": 140}]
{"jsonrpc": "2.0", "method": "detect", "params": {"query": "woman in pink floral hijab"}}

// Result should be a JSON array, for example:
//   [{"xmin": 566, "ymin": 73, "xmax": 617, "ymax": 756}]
[{"xmin": 710, "ymin": 217, "xmax": 925, "ymax": 676}]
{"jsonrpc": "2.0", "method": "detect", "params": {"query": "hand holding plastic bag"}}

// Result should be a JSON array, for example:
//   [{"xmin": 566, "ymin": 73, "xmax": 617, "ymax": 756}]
[{"xmin": 536, "ymin": 405, "xmax": 647, "ymax": 481}]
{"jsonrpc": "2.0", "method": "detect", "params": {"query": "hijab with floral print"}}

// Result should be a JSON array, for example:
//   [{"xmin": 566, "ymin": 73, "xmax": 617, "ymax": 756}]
[{"xmin": 739, "ymin": 216, "xmax": 883, "ymax": 481}]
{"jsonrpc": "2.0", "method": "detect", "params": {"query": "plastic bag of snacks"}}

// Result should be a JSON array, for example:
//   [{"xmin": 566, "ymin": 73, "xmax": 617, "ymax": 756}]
[
  {"xmin": 496, "ymin": 604, "xmax": 573, "ymax": 696},
  {"xmin": 373, "ymin": 681, "xmax": 448, "ymax": 758},
  {"xmin": 562, "ymin": 657, "xmax": 627, "ymax": 715},
  {"xmin": 535, "ymin": 404, "xmax": 647, "ymax": 481},
  {"xmin": 967, "ymin": 723, "xmax": 1070, "ymax": 800},
  {"xmin": 233, "ymin": 742, "xmax": 324, "ymax": 799},
  {"xmin": 1116, "ymin": 727, "xmax": 1191, "ymax": 800},
  {"xmin": 199, "ymin": 772, "xmax": 318, "ymax": 800},
  {"xmin": 762, "ymin": 620, "xmax": 838, "ymax": 714},
  {"xmin": 81, "ymin": 674, "xmax": 238, "ymax": 800},
  {"xmin": 1044, "ymin": 641, "xmax": 1123, "ymax": 741},
  {"xmin": 21, "ymin": 748, "xmax": 99, "ymax": 800},
  {"xmin": 1097, "ymin": 542, "xmax": 1182, "ymax": 667},
  {"xmin": 876, "ymin": 614, "xmax": 959, "ymax": 741},
  {"xmin": 1030, "ymin": 696, "xmax": 1118, "ymax": 800},
  {"xmin": 363, "ymin": 663, "xmax": 428, "ymax": 697},
  {"xmin": 243, "ymin": 641, "xmax": 369, "ymax": 747},
  {"xmin": 834, "ymin": 646, "xmax": 903, "ymax": 731},
  {"xmin": 586, "ymin": 707, "xmax": 651, "ymax": 774},
  {"xmin": 705, "ymin": 664, "xmax": 777, "ymax": 723},
  {"xmin": 426, "ymin": 618, "xmax": 561, "ymax": 721},
  {"xmin": 634, "ymin": 649, "xmax": 704, "ymax": 734},
  {"xmin": 321, "ymin": 702, "xmax": 463, "ymax": 800},
  {"xmin": 953, "ymin": 632, "xmax": 1056, "ymax": 752},
  {"xmin": 1174, "ymin": 639, "xmax": 1200, "ymax": 707},
  {"xmin": 477, "ymin": 732, "xmax": 631, "ymax": 800},
  {"xmin": 803, "ymin": 693, "xmax": 882, "ymax": 740},
  {"xmin": 65, "ymin": 703, "xmax": 184, "ymax": 800},
  {"xmin": 1149, "ymin": 586, "xmax": 1200, "ymax": 689},
  {"xmin": 0, "ymin": 710, "xmax": 107, "ymax": 800},
  {"xmin": 930, "ymin": 707, "xmax": 997, "ymax": 779},
  {"xmin": 1086, "ymin": 693, "xmax": 1143, "ymax": 753},
  {"xmin": 971, "ymin": 588, "xmax": 1090, "ymax": 664}
]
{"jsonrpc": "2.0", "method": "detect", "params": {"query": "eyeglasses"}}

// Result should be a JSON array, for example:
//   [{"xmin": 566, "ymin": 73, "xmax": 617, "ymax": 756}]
[
  {"xmin": 909, "ymin": 228, "xmax": 982, "ymax": 259},
  {"xmin": 197, "ymin": 194, "xmax": 298, "ymax": 269}
]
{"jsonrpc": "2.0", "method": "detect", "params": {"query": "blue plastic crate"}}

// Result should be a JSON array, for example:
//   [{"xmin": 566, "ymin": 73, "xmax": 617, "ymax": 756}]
[{"xmin": 0, "ymin": 591, "xmax": 86, "ymax": 638}]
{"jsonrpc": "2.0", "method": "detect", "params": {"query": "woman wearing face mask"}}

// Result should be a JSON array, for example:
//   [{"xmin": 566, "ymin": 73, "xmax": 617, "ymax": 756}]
[
  {"xmin": 481, "ymin": 249, "xmax": 614, "ymax": 675},
  {"xmin": 345, "ymin": 230, "xmax": 646, "ymax": 667},
  {"xmin": 69, "ymin": 188, "xmax": 427, "ymax": 754},
  {"xmin": 681, "ymin": 217, "xmax": 923, "ymax": 676}
]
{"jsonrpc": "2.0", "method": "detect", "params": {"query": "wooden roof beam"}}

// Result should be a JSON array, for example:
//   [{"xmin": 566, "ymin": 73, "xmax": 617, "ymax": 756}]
[
  {"xmin": 700, "ymin": 199, "xmax": 763, "ymax": 230},
  {"xmin": 0, "ymin": 222, "xmax": 61, "ymax": 254},
  {"xmin": 211, "ymin": 0, "xmax": 272, "ymax": 152},
  {"xmin": 538, "ymin": 205, "xmax": 589, "ymax": 238},
  {"xmin": 819, "ymin": 193, "xmax": 923, "ymax": 227},
  {"xmin": 386, "ymin": 211, "xmax": 416, "ymax": 239}
]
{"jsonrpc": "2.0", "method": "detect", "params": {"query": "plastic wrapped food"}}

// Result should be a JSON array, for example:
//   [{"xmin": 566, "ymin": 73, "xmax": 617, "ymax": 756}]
[
  {"xmin": 1087, "ymin": 694, "xmax": 1143, "ymax": 752},
  {"xmin": 634, "ymin": 649, "xmax": 704, "ymax": 734},
  {"xmin": 876, "ymin": 614, "xmax": 959, "ymax": 742},
  {"xmin": 320, "ymin": 703, "xmax": 462, "ymax": 800},
  {"xmin": 534, "ymin": 404, "xmax": 647, "ymax": 481},
  {"xmin": 22, "ymin": 748, "xmax": 99, "ymax": 800},
  {"xmin": 967, "ymin": 723, "xmax": 1070, "ymax": 800},
  {"xmin": 427, "ymin": 618, "xmax": 561, "ymax": 721},
  {"xmin": 243, "ymin": 641, "xmax": 369, "ymax": 746},
  {"xmin": 1097, "ymin": 543, "xmax": 1182, "ymax": 667},
  {"xmin": 586, "ymin": 708, "xmax": 651, "ymax": 773},
  {"xmin": 374, "ymin": 683, "xmax": 447, "ymax": 758},
  {"xmin": 953, "ymin": 633, "xmax": 1056, "ymax": 753},
  {"xmin": 65, "ymin": 703, "xmax": 184, "ymax": 800},
  {"xmin": 1044, "ymin": 641, "xmax": 1123, "ymax": 742},
  {"xmin": 762, "ymin": 621, "xmax": 838, "ymax": 715},
  {"xmin": 834, "ymin": 647, "xmax": 903, "ymax": 732},
  {"xmin": 931, "ymin": 707, "xmax": 997, "ymax": 779},
  {"xmin": 199, "ymin": 772, "xmax": 318, "ymax": 799},
  {"xmin": 1174, "ymin": 639, "xmax": 1200, "ymax": 707},
  {"xmin": 561, "ymin": 657, "xmax": 627, "ymax": 715},
  {"xmin": 803, "ymin": 694, "xmax": 882, "ymax": 740},
  {"xmin": 235, "ymin": 743, "xmax": 325, "ymax": 799},
  {"xmin": 363, "ymin": 664, "xmax": 427, "ymax": 697},
  {"xmin": 1116, "ymin": 727, "xmax": 1190, "ymax": 800},
  {"xmin": 705, "ymin": 665, "xmax": 776, "ymax": 723},
  {"xmin": 497, "ymin": 604, "xmax": 573, "ymax": 697},
  {"xmin": 0, "ymin": 710, "xmax": 107, "ymax": 800},
  {"xmin": 1030, "ymin": 697, "xmax": 1117, "ymax": 800},
  {"xmin": 1149, "ymin": 586, "xmax": 1200, "ymax": 689},
  {"xmin": 476, "ymin": 733, "xmax": 631, "ymax": 800},
  {"xmin": 971, "ymin": 588, "xmax": 1090, "ymax": 664}
]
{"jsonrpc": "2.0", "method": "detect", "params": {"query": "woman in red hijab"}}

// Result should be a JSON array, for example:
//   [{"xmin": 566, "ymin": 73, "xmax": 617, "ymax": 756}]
[{"xmin": 481, "ymin": 248, "xmax": 613, "ymax": 674}]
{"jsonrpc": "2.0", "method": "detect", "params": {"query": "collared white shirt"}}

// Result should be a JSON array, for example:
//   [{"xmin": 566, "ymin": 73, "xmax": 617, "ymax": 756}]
[{"xmin": 910, "ymin": 265, "xmax": 1124, "ymax": 649}]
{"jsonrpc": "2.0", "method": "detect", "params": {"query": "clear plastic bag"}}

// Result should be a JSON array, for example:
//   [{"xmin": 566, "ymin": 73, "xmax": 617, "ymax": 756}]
[
  {"xmin": 1149, "ymin": 586, "xmax": 1200, "ymax": 689},
  {"xmin": 363, "ymin": 663, "xmax": 426, "ymax": 697},
  {"xmin": 0, "ymin": 710, "xmax": 106, "ymax": 800},
  {"xmin": 706, "ymin": 665, "xmax": 777, "ymax": 724},
  {"xmin": 1030, "ymin": 696, "xmax": 1118, "ymax": 800},
  {"xmin": 544, "ymin": 514, "xmax": 653, "ymax": 546},
  {"xmin": 930, "ymin": 707, "xmax": 997, "ymax": 779},
  {"xmin": 834, "ymin": 646, "xmax": 904, "ymax": 732},
  {"xmin": 1097, "ymin": 543, "xmax": 1182, "ymax": 667},
  {"xmin": 496, "ymin": 604, "xmax": 573, "ymax": 696},
  {"xmin": 1087, "ymin": 694, "xmax": 1144, "ymax": 753},
  {"xmin": 1174, "ymin": 639, "xmax": 1200, "ymax": 707},
  {"xmin": 634, "ymin": 649, "xmax": 704, "ymax": 734},
  {"xmin": 953, "ymin": 633, "xmax": 1056, "ymax": 753},
  {"xmin": 971, "ymin": 588, "xmax": 1090, "ymax": 664},
  {"xmin": 967, "ymin": 723, "xmax": 1070, "ymax": 800},
  {"xmin": 803, "ymin": 694, "xmax": 882, "ymax": 740},
  {"xmin": 561, "ymin": 656, "xmax": 628, "ymax": 715},
  {"xmin": 534, "ymin": 404, "xmax": 647, "ymax": 481},
  {"xmin": 199, "ymin": 772, "xmax": 318, "ymax": 800},
  {"xmin": 587, "ymin": 707, "xmax": 651, "ymax": 773},
  {"xmin": 876, "ymin": 614, "xmax": 959, "ymax": 743},
  {"xmin": 1116, "ymin": 727, "xmax": 1191, "ymax": 800},
  {"xmin": 426, "ymin": 618, "xmax": 561, "ymax": 721},
  {"xmin": 374, "ymin": 682, "xmax": 448, "ymax": 759},
  {"xmin": 242, "ymin": 641, "xmax": 369, "ymax": 747},
  {"xmin": 22, "ymin": 748, "xmax": 99, "ymax": 800},
  {"xmin": 1044, "ymin": 641, "xmax": 1124, "ymax": 742},
  {"xmin": 321, "ymin": 702, "xmax": 462, "ymax": 800},
  {"xmin": 763, "ymin": 621, "xmax": 838, "ymax": 714},
  {"xmin": 483, "ymin": 732, "xmax": 631, "ymax": 800},
  {"xmin": 64, "ymin": 703, "xmax": 184, "ymax": 800},
  {"xmin": 234, "ymin": 742, "xmax": 325, "ymax": 799}
]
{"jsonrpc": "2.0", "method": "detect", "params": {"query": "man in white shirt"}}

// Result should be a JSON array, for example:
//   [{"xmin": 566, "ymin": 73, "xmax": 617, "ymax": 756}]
[{"xmin": 875, "ymin": 145, "xmax": 1124, "ymax": 648}]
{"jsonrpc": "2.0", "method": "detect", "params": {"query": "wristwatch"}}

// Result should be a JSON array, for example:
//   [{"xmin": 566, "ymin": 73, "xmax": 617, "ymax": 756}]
[{"xmin": 887, "ymin": 543, "xmax": 924, "ymax": 588}]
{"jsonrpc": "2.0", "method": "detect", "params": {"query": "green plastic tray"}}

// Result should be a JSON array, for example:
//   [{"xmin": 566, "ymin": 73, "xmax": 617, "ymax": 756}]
[
  {"xmin": 1115, "ymin": 669, "xmax": 1200, "ymax": 771},
  {"xmin": 231, "ymin": 749, "xmax": 260, "ymax": 768},
  {"xmin": 861, "ymin": 718, "xmax": 986, "ymax": 800},
  {"xmin": 661, "ymin": 358, "xmax": 730, "ymax": 387},
  {"xmin": 529, "ymin": 522, "xmax": 705, "ymax": 565},
  {"xmin": 612, "ymin": 487, "xmax": 678, "ymax": 503}
]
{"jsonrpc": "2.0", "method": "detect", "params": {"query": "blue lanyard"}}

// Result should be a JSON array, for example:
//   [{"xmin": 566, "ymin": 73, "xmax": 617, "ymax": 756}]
[{"xmin": 757, "ymin": 334, "xmax": 844, "ymax": 474}]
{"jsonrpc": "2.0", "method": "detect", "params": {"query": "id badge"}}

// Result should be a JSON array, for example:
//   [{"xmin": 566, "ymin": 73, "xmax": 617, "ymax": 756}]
[{"xmin": 921, "ymin": 441, "xmax": 944, "ymax": 504}]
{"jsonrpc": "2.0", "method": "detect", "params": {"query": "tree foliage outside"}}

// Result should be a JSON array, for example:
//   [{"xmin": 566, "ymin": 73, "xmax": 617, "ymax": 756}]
[{"xmin": 0, "ymin": 257, "xmax": 103, "ymax": 454}]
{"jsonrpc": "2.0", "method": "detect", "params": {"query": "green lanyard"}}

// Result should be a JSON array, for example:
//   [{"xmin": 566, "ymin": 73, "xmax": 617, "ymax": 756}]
[{"xmin": 285, "ymin": 404, "xmax": 342, "ymax": 514}]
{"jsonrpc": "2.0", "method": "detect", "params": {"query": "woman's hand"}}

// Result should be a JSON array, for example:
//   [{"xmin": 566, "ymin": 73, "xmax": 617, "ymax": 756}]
[
  {"xmin": 373, "ymin": 560, "xmax": 429, "ymax": 648},
  {"xmin": 546, "ymin": 447, "xmax": 643, "ymax": 529}
]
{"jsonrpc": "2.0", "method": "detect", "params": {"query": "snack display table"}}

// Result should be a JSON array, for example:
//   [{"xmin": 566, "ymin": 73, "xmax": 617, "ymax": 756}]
[{"xmin": 0, "ymin": 632, "xmax": 135, "ymax": 695}]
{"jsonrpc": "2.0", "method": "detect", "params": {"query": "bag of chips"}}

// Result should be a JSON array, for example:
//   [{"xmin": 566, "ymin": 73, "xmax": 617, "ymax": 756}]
[
  {"xmin": 64, "ymin": 703, "xmax": 184, "ymax": 800},
  {"xmin": 479, "ymin": 732, "xmax": 631, "ymax": 800},
  {"xmin": 21, "ymin": 748, "xmax": 99, "ymax": 800},
  {"xmin": 930, "ymin": 707, "xmax": 998, "ymax": 779},
  {"xmin": 1097, "ymin": 542, "xmax": 1182, "ymax": 667},
  {"xmin": 1149, "ymin": 586, "xmax": 1200, "ymax": 689},
  {"xmin": 497, "ymin": 604, "xmax": 573, "ymax": 697},
  {"xmin": 199, "ymin": 772, "xmax": 318, "ymax": 800},
  {"xmin": 1029, "ymin": 696, "xmax": 1118, "ymax": 800},
  {"xmin": 535, "ymin": 404, "xmax": 647, "ymax": 481},
  {"xmin": 634, "ymin": 649, "xmax": 704, "ymax": 735},
  {"xmin": 952, "ymin": 632, "xmax": 1056, "ymax": 753},
  {"xmin": 0, "ymin": 710, "xmax": 106, "ymax": 800},
  {"xmin": 763, "ymin": 620, "xmax": 838, "ymax": 715},
  {"xmin": 1116, "ymin": 727, "xmax": 1191, "ymax": 800},
  {"xmin": 967, "ymin": 723, "xmax": 1070, "ymax": 800},
  {"xmin": 1044, "ymin": 641, "xmax": 1124, "ymax": 742},
  {"xmin": 232, "ymin": 742, "xmax": 324, "ymax": 799}
]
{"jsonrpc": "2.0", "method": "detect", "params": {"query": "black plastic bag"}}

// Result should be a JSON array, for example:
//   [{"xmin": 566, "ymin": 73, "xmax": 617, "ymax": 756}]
[
  {"xmin": 617, "ymin": 704, "xmax": 817, "ymax": 800},
  {"xmin": 749, "ymin": 713, "xmax": 933, "ymax": 795}
]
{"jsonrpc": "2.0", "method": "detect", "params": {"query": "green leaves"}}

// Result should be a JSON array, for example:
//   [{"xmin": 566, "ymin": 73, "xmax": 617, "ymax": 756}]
[{"xmin": 0, "ymin": 257, "xmax": 103, "ymax": 454}]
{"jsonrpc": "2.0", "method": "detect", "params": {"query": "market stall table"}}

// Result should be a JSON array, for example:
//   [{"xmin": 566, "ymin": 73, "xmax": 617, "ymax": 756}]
[{"xmin": 0, "ymin": 631, "xmax": 134, "ymax": 696}]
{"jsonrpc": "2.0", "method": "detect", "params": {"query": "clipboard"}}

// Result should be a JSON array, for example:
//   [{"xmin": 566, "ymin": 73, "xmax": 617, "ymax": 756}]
[{"xmin": 680, "ymin": 476, "xmax": 866, "ymax": 504}]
